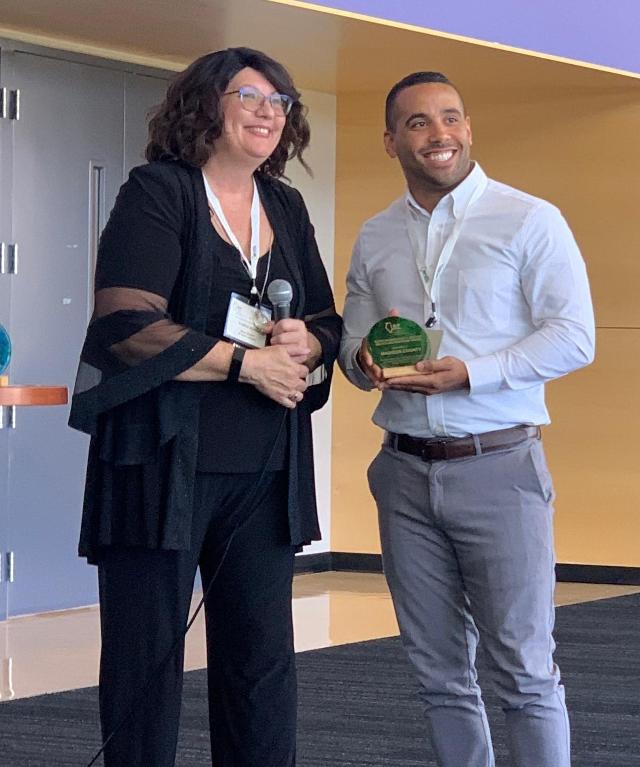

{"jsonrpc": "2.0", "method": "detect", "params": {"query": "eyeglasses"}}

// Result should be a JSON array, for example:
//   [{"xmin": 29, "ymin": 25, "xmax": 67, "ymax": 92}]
[{"xmin": 224, "ymin": 85, "xmax": 293, "ymax": 117}]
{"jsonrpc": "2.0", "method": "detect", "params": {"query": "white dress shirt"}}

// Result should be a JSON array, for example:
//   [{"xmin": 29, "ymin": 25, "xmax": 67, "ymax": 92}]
[{"xmin": 339, "ymin": 163, "xmax": 595, "ymax": 438}]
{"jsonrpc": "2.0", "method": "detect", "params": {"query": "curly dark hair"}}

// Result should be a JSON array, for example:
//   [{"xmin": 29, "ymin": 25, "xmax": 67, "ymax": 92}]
[{"xmin": 146, "ymin": 47, "xmax": 310, "ymax": 177}]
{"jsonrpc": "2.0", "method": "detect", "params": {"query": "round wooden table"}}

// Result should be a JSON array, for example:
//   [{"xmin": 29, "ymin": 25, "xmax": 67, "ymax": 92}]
[{"xmin": 0, "ymin": 384, "xmax": 68, "ymax": 407}]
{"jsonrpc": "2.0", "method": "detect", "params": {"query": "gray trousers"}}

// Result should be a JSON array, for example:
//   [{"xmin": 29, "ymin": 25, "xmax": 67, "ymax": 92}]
[{"xmin": 368, "ymin": 436, "xmax": 570, "ymax": 767}]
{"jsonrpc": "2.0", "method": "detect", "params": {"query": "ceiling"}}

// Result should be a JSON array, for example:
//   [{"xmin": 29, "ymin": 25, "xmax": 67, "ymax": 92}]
[{"xmin": 0, "ymin": 0, "xmax": 638, "ymax": 100}]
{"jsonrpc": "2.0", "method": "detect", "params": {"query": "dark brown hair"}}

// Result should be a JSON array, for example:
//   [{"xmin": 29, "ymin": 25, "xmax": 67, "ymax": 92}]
[
  {"xmin": 385, "ymin": 71, "xmax": 465, "ymax": 130},
  {"xmin": 146, "ymin": 47, "xmax": 310, "ymax": 177}
]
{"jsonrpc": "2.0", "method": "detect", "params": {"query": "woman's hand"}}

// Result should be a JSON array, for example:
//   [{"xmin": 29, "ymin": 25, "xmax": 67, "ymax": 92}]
[
  {"xmin": 240, "ymin": 345, "xmax": 309, "ymax": 409},
  {"xmin": 268, "ymin": 319, "xmax": 321, "ymax": 368}
]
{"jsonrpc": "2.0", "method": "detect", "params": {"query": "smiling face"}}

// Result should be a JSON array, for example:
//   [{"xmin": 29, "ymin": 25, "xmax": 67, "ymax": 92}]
[
  {"xmin": 384, "ymin": 82, "xmax": 473, "ymax": 209},
  {"xmin": 216, "ymin": 67, "xmax": 287, "ymax": 167}
]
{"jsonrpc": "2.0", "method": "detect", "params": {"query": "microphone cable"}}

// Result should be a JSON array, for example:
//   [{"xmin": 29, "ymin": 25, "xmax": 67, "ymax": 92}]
[{"xmin": 84, "ymin": 407, "xmax": 288, "ymax": 767}]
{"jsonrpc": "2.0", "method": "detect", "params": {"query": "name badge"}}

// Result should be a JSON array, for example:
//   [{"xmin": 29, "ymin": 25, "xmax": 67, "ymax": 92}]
[{"xmin": 224, "ymin": 292, "xmax": 271, "ymax": 348}]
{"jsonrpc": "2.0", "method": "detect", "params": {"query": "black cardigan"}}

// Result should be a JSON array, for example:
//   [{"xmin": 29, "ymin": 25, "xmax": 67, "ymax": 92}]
[{"xmin": 69, "ymin": 160, "xmax": 341, "ymax": 563}]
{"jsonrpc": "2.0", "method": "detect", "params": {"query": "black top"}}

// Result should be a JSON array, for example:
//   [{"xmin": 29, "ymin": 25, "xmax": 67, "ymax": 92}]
[
  {"xmin": 69, "ymin": 160, "xmax": 342, "ymax": 562},
  {"xmin": 197, "ymin": 232, "xmax": 292, "ymax": 472}
]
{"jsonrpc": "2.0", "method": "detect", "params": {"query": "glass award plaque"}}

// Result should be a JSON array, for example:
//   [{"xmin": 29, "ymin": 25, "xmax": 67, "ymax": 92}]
[
  {"xmin": 0, "ymin": 323, "xmax": 11, "ymax": 380},
  {"xmin": 367, "ymin": 316, "xmax": 442, "ymax": 378}
]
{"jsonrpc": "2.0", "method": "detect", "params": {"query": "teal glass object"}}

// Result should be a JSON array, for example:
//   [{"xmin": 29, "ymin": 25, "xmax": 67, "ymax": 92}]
[{"xmin": 0, "ymin": 323, "xmax": 11, "ymax": 375}]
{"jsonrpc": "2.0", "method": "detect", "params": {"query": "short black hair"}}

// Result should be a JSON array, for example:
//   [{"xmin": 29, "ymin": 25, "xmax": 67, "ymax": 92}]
[{"xmin": 385, "ymin": 71, "xmax": 464, "ymax": 130}]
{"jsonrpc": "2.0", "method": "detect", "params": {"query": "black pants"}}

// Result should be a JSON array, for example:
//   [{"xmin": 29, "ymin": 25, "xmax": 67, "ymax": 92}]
[{"xmin": 97, "ymin": 471, "xmax": 297, "ymax": 767}]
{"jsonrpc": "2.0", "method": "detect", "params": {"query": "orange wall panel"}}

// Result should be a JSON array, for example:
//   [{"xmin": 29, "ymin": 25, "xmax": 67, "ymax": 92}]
[{"xmin": 546, "ymin": 329, "xmax": 640, "ymax": 566}]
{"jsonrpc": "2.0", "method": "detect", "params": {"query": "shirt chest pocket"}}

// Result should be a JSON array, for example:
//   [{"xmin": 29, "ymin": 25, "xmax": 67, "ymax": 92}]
[{"xmin": 457, "ymin": 267, "xmax": 515, "ymax": 331}]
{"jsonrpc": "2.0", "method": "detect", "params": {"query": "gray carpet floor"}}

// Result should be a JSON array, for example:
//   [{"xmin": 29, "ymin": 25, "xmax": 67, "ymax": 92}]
[{"xmin": 0, "ymin": 592, "xmax": 638, "ymax": 766}]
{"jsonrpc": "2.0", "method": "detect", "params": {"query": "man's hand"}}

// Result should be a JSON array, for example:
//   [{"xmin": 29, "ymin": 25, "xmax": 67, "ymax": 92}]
[
  {"xmin": 383, "ymin": 356, "xmax": 470, "ymax": 395},
  {"xmin": 357, "ymin": 336, "xmax": 385, "ymax": 386}
]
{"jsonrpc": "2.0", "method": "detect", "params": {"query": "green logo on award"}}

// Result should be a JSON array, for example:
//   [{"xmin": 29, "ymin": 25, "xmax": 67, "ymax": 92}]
[{"xmin": 367, "ymin": 316, "xmax": 430, "ymax": 371}]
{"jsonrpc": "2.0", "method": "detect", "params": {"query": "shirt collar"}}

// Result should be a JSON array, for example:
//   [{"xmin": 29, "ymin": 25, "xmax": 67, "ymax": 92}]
[
  {"xmin": 404, "ymin": 162, "xmax": 487, "ymax": 220},
  {"xmin": 451, "ymin": 162, "xmax": 487, "ymax": 219},
  {"xmin": 405, "ymin": 189, "xmax": 430, "ymax": 219}
]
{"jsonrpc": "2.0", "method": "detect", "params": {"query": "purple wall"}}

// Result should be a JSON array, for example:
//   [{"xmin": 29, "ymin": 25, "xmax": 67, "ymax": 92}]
[{"xmin": 310, "ymin": 0, "xmax": 639, "ymax": 75}]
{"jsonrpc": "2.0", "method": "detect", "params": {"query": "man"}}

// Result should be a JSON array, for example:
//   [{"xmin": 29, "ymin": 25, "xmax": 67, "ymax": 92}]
[{"xmin": 338, "ymin": 71, "xmax": 594, "ymax": 767}]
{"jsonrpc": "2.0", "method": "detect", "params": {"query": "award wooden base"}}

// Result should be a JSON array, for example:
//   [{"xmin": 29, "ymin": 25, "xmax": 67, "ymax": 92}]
[{"xmin": 381, "ymin": 364, "xmax": 419, "ymax": 379}]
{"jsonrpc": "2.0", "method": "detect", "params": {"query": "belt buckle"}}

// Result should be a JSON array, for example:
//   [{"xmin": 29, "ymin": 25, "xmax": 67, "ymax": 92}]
[{"xmin": 421, "ymin": 438, "xmax": 450, "ymax": 462}]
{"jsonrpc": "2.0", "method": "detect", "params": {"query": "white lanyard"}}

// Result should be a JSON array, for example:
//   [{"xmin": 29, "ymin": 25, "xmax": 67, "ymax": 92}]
[
  {"xmin": 202, "ymin": 172, "xmax": 262, "ymax": 296},
  {"xmin": 406, "ymin": 178, "xmax": 486, "ymax": 327}
]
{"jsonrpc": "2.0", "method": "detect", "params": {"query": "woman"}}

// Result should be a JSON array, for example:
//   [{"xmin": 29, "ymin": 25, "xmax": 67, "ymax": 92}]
[{"xmin": 69, "ymin": 47, "xmax": 341, "ymax": 767}]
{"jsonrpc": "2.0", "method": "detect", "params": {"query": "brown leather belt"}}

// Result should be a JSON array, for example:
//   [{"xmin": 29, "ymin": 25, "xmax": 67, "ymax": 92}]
[{"xmin": 385, "ymin": 425, "xmax": 541, "ymax": 462}]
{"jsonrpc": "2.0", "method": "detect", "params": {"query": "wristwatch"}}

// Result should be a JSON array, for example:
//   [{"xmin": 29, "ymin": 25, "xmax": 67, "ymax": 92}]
[{"xmin": 227, "ymin": 343, "xmax": 246, "ymax": 383}]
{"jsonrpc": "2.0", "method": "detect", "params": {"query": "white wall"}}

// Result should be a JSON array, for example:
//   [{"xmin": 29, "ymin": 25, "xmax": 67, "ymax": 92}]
[{"xmin": 286, "ymin": 89, "xmax": 336, "ymax": 554}]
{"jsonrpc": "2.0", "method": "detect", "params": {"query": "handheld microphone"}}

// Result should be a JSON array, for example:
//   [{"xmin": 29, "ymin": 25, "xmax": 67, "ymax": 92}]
[{"xmin": 267, "ymin": 279, "xmax": 293, "ymax": 321}]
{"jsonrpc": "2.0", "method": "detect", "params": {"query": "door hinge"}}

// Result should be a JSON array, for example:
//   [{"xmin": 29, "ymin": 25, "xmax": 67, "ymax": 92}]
[
  {"xmin": 1, "ymin": 552, "xmax": 14, "ymax": 583},
  {"xmin": 0, "ymin": 88, "xmax": 20, "ymax": 120},
  {"xmin": 0, "ymin": 243, "xmax": 19, "ymax": 275},
  {"xmin": 7, "ymin": 552, "xmax": 14, "ymax": 583},
  {"xmin": 0, "ymin": 405, "xmax": 16, "ymax": 430}
]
